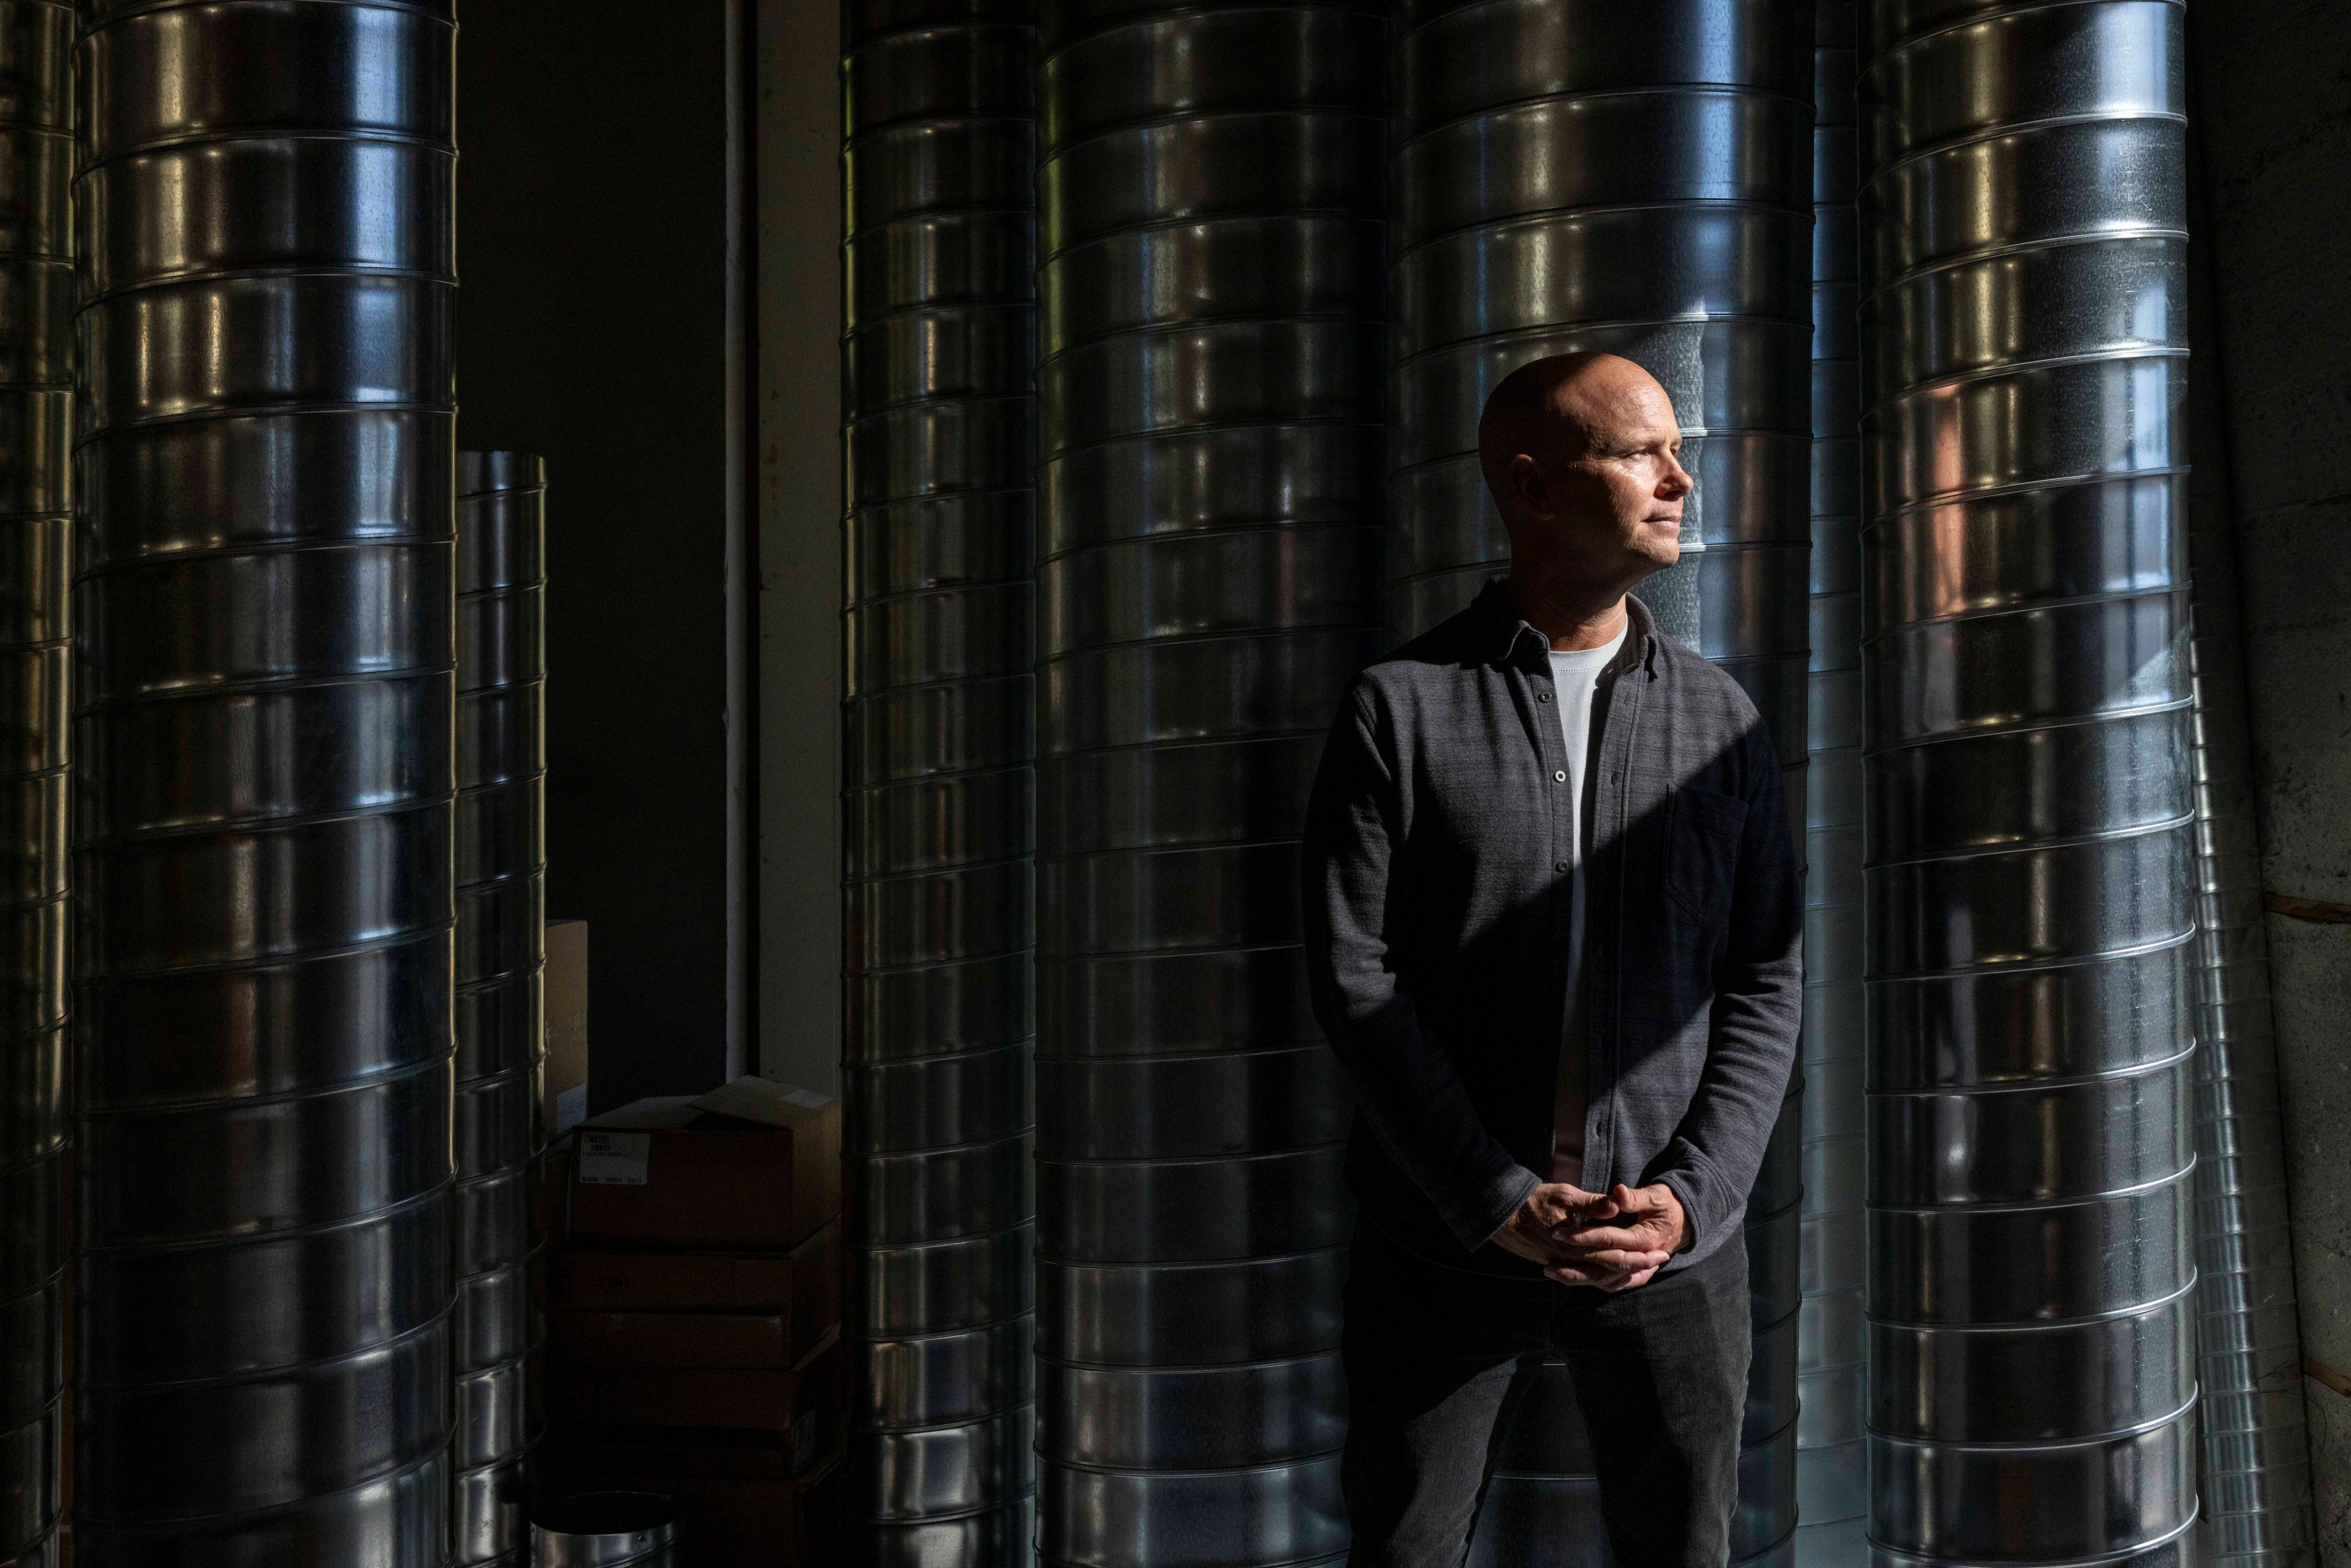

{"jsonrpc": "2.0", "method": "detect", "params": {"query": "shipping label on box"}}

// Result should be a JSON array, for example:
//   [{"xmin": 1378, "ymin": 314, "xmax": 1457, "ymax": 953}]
[
  {"xmin": 568, "ymin": 1081, "xmax": 841, "ymax": 1250},
  {"xmin": 577, "ymin": 1130, "xmax": 650, "ymax": 1186}
]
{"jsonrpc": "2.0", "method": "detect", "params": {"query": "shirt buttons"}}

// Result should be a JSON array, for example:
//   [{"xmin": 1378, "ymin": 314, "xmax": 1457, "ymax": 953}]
[
  {"xmin": 1537, "ymin": 691, "xmax": 1552, "ymax": 703},
  {"xmin": 1554, "ymin": 770, "xmax": 1567, "ymax": 783},
  {"xmin": 1555, "ymin": 861, "xmax": 1570, "ymax": 873}
]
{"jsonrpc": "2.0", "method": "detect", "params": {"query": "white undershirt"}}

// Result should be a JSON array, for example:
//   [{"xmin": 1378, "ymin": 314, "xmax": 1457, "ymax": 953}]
[{"xmin": 1548, "ymin": 620, "xmax": 1628, "ymax": 1187}]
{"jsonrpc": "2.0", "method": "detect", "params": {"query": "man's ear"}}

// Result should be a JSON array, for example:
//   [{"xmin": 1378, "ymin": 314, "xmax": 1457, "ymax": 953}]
[{"xmin": 1507, "ymin": 452, "xmax": 1546, "ymax": 519}]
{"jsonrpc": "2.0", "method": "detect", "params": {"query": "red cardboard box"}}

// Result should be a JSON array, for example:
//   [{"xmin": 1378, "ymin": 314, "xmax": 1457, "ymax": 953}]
[
  {"xmin": 544, "ymin": 920, "xmax": 589, "ymax": 1136},
  {"xmin": 660, "ymin": 1472, "xmax": 843, "ymax": 1567},
  {"xmin": 535, "ymin": 1454, "xmax": 843, "ymax": 1567},
  {"xmin": 551, "ymin": 1223, "xmax": 840, "ymax": 1352},
  {"xmin": 555, "ymin": 1327, "xmax": 844, "ymax": 1470},
  {"xmin": 549, "ymin": 1309, "xmax": 792, "ymax": 1369},
  {"xmin": 570, "ymin": 1079, "xmax": 841, "ymax": 1251}
]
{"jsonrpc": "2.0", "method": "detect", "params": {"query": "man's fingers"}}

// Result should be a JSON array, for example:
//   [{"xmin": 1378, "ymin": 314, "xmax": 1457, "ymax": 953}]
[
  {"xmin": 1542, "ymin": 1248, "xmax": 1668, "ymax": 1285},
  {"xmin": 1544, "ymin": 1264, "xmax": 1604, "ymax": 1286},
  {"xmin": 1609, "ymin": 1182, "xmax": 1666, "ymax": 1214},
  {"xmin": 1590, "ymin": 1263, "xmax": 1662, "ymax": 1293},
  {"xmin": 1555, "ymin": 1223, "xmax": 1664, "ymax": 1253},
  {"xmin": 1577, "ymin": 1248, "xmax": 1669, "ymax": 1274},
  {"xmin": 1603, "ymin": 1266, "xmax": 1661, "ymax": 1292}
]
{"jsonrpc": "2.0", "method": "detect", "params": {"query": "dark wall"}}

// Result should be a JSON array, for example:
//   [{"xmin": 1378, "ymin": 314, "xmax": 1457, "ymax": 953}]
[
  {"xmin": 2191, "ymin": 0, "xmax": 2351, "ymax": 1544},
  {"xmin": 456, "ymin": 4, "xmax": 732, "ymax": 1110}
]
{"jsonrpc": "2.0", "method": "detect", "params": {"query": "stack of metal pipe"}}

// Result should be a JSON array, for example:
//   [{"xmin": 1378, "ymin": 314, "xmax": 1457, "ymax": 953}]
[
  {"xmin": 70, "ymin": 0, "xmax": 459, "ymax": 1559},
  {"xmin": 1857, "ymin": 2, "xmax": 2201, "ymax": 1564},
  {"xmin": 838, "ymin": 0, "xmax": 1040, "ymax": 1557},
  {"xmin": 1387, "ymin": 5, "xmax": 1811, "ymax": 1562},
  {"xmin": 0, "ymin": 3, "xmax": 69, "ymax": 1561},
  {"xmin": 1797, "ymin": 2, "xmax": 1867, "ymax": 1562},
  {"xmin": 454, "ymin": 452, "xmax": 549, "ymax": 1567},
  {"xmin": 1032, "ymin": 1, "xmax": 1384, "ymax": 1561}
]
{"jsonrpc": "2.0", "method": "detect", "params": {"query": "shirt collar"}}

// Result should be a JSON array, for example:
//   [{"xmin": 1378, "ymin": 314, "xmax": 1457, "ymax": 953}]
[{"xmin": 1473, "ymin": 578, "xmax": 1659, "ymax": 674}]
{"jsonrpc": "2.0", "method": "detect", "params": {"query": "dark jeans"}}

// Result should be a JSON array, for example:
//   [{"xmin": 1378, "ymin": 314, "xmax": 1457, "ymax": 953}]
[{"xmin": 1340, "ymin": 1219, "xmax": 1751, "ymax": 1568}]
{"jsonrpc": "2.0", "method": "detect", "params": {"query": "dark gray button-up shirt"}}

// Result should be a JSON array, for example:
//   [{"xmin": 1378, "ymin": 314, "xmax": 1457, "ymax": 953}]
[{"xmin": 1301, "ymin": 583, "xmax": 1803, "ymax": 1276}]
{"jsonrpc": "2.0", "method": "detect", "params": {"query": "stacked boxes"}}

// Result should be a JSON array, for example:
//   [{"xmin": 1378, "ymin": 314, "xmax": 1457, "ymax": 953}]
[{"xmin": 545, "ymin": 1078, "xmax": 846, "ymax": 1564}]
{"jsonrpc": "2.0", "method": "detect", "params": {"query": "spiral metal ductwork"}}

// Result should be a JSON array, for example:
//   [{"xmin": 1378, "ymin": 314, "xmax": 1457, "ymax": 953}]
[
  {"xmin": 1798, "ymin": 3, "xmax": 1866, "ymax": 1564},
  {"xmin": 454, "ymin": 453, "xmax": 549, "ymax": 1567},
  {"xmin": 0, "ymin": 4, "xmax": 69, "ymax": 1564},
  {"xmin": 1390, "ymin": 5, "xmax": 1812, "ymax": 1562},
  {"xmin": 1856, "ymin": 3, "xmax": 2200, "ymax": 1564},
  {"xmin": 1033, "ymin": 1, "xmax": 1383, "ymax": 1561},
  {"xmin": 70, "ymin": 1, "xmax": 459, "ymax": 1561},
  {"xmin": 839, "ymin": 1, "xmax": 1039, "ymax": 1558}
]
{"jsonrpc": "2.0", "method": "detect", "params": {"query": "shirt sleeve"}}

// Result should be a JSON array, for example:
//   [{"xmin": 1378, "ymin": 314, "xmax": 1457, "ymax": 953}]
[
  {"xmin": 1645, "ymin": 717, "xmax": 1806, "ymax": 1253},
  {"xmin": 1300, "ymin": 684, "xmax": 1543, "ymax": 1253}
]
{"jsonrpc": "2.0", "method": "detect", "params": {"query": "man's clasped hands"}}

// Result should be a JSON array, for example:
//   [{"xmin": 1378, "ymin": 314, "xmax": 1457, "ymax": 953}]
[{"xmin": 1492, "ymin": 1180, "xmax": 1689, "ymax": 1291}]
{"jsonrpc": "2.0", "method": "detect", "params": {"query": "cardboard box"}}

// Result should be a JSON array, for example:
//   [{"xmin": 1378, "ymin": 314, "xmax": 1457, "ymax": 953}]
[
  {"xmin": 549, "ymin": 1224, "xmax": 840, "ymax": 1359},
  {"xmin": 537, "ymin": 1136, "xmax": 572, "ymax": 1247},
  {"xmin": 555, "ymin": 1327, "xmax": 843, "ymax": 1465},
  {"xmin": 535, "ymin": 1454, "xmax": 843, "ymax": 1568},
  {"xmin": 657, "ymin": 1472, "xmax": 843, "ymax": 1568},
  {"xmin": 550, "ymin": 1310, "xmax": 789, "ymax": 1370},
  {"xmin": 544, "ymin": 1426, "xmax": 813, "ymax": 1481},
  {"xmin": 545, "ymin": 920, "xmax": 589, "ymax": 1136},
  {"xmin": 570, "ymin": 1078, "xmax": 840, "ymax": 1251}
]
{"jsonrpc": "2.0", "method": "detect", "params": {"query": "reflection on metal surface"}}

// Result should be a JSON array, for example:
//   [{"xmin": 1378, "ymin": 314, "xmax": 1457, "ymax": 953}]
[
  {"xmin": 1800, "ymin": 5, "xmax": 1865, "ymax": 1563},
  {"xmin": 532, "ymin": 1490, "xmax": 679, "ymax": 1568},
  {"xmin": 0, "ymin": 3, "xmax": 69, "ymax": 1563},
  {"xmin": 1391, "ymin": 4, "xmax": 1811, "ymax": 1562},
  {"xmin": 1034, "ymin": 0, "xmax": 1383, "ymax": 1558},
  {"xmin": 69, "ymin": 0, "xmax": 457, "ymax": 1562},
  {"xmin": 1856, "ymin": 4, "xmax": 2200, "ymax": 1566},
  {"xmin": 456, "ymin": 453, "xmax": 547, "ymax": 1566},
  {"xmin": 840, "ymin": 0, "xmax": 1038, "ymax": 1557}
]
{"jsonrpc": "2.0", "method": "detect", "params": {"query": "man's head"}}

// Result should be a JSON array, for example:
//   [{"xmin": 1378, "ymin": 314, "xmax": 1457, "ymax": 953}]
[{"xmin": 1478, "ymin": 351, "xmax": 1693, "ymax": 591}]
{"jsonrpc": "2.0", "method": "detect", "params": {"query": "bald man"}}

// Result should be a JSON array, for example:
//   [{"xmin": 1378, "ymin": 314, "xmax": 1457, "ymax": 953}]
[{"xmin": 1302, "ymin": 353, "xmax": 1802, "ymax": 1567}]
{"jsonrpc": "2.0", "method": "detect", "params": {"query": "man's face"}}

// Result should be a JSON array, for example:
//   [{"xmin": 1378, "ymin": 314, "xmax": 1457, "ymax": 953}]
[{"xmin": 1505, "ymin": 375, "xmax": 1693, "ymax": 577}]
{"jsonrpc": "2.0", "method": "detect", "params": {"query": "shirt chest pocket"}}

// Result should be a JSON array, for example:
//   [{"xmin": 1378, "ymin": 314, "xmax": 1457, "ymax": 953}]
[{"xmin": 1665, "ymin": 785, "xmax": 1747, "ymax": 926}]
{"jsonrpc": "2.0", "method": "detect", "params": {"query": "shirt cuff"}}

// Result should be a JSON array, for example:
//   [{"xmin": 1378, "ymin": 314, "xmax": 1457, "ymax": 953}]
[
  {"xmin": 1651, "ymin": 1169, "xmax": 1704, "ymax": 1255},
  {"xmin": 1459, "ymin": 1163, "xmax": 1544, "ymax": 1255}
]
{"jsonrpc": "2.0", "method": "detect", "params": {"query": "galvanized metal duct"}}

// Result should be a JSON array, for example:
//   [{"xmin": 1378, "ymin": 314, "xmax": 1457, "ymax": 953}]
[
  {"xmin": 0, "ymin": 4, "xmax": 69, "ymax": 1564},
  {"xmin": 0, "ymin": 4, "xmax": 70, "ymax": 1562},
  {"xmin": 839, "ymin": 1, "xmax": 1039, "ymax": 1558},
  {"xmin": 1856, "ymin": 3, "xmax": 2200, "ymax": 1564},
  {"xmin": 454, "ymin": 453, "xmax": 549, "ymax": 1567},
  {"xmin": 1797, "ymin": 2, "xmax": 1866, "ymax": 1564},
  {"xmin": 70, "ymin": 1, "xmax": 458, "ymax": 1561},
  {"xmin": 1390, "ymin": 4, "xmax": 1811, "ymax": 1562},
  {"xmin": 1032, "ymin": 1, "xmax": 1383, "ymax": 1561}
]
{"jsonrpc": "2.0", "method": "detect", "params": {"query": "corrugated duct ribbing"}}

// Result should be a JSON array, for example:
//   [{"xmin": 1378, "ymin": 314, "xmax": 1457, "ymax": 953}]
[
  {"xmin": 1032, "ymin": 1, "xmax": 1384, "ymax": 1562},
  {"xmin": 1857, "ymin": 2, "xmax": 2200, "ymax": 1564},
  {"xmin": 840, "ymin": 1, "xmax": 1040, "ymax": 1559},
  {"xmin": 453, "ymin": 452, "xmax": 549, "ymax": 1567},
  {"xmin": 0, "ymin": 3, "xmax": 69, "ymax": 1562},
  {"xmin": 1798, "ymin": 2, "xmax": 1866, "ymax": 1563},
  {"xmin": 70, "ymin": 0, "xmax": 459, "ymax": 1560},
  {"xmin": 1386, "ymin": 5, "xmax": 1812, "ymax": 1564}
]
